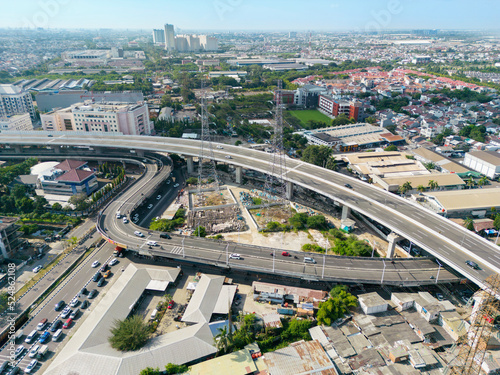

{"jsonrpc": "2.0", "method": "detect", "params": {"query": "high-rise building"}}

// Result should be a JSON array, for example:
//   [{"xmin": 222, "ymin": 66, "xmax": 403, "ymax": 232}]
[
  {"xmin": 0, "ymin": 84, "xmax": 36, "ymax": 120},
  {"xmin": 41, "ymin": 102, "xmax": 154, "ymax": 135},
  {"xmin": 0, "ymin": 113, "xmax": 33, "ymax": 131},
  {"xmin": 164, "ymin": 24, "xmax": 176, "ymax": 51},
  {"xmin": 152, "ymin": 29, "xmax": 165, "ymax": 44}
]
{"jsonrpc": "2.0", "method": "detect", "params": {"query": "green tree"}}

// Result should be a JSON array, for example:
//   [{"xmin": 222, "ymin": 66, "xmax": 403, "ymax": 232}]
[
  {"xmin": 139, "ymin": 368, "xmax": 160, "ymax": 375},
  {"xmin": 193, "ymin": 226, "xmax": 206, "ymax": 237},
  {"xmin": 186, "ymin": 177, "xmax": 198, "ymax": 185},
  {"xmin": 301, "ymin": 145, "xmax": 333, "ymax": 167},
  {"xmin": 307, "ymin": 215, "xmax": 327, "ymax": 229},
  {"xmin": 464, "ymin": 217, "xmax": 475, "ymax": 231},
  {"xmin": 478, "ymin": 176, "xmax": 489, "ymax": 188},
  {"xmin": 52, "ymin": 202, "xmax": 63, "ymax": 211},
  {"xmin": 384, "ymin": 145, "xmax": 398, "ymax": 151},
  {"xmin": 398, "ymin": 181, "xmax": 412, "ymax": 195},
  {"xmin": 493, "ymin": 214, "xmax": 500, "ymax": 231},
  {"xmin": 165, "ymin": 363, "xmax": 189, "ymax": 375},
  {"xmin": 109, "ymin": 315, "xmax": 150, "ymax": 351},
  {"xmin": 466, "ymin": 177, "xmax": 476, "ymax": 189},
  {"xmin": 317, "ymin": 285, "xmax": 358, "ymax": 326},
  {"xmin": 416, "ymin": 185, "xmax": 425, "ymax": 193},
  {"xmin": 428, "ymin": 180, "xmax": 439, "ymax": 191},
  {"xmin": 214, "ymin": 325, "xmax": 232, "ymax": 355},
  {"xmin": 0, "ymin": 292, "xmax": 8, "ymax": 313}
]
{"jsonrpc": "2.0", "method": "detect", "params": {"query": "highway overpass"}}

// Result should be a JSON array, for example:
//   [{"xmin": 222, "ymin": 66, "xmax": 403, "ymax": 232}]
[{"xmin": 0, "ymin": 131, "xmax": 497, "ymax": 288}]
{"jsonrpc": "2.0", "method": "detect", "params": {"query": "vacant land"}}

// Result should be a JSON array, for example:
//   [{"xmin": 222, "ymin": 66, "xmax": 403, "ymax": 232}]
[{"xmin": 288, "ymin": 110, "xmax": 331, "ymax": 127}]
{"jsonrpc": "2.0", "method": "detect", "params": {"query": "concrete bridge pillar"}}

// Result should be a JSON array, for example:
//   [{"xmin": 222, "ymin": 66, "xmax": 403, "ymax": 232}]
[
  {"xmin": 387, "ymin": 232, "xmax": 401, "ymax": 258},
  {"xmin": 341, "ymin": 205, "xmax": 351, "ymax": 221},
  {"xmin": 136, "ymin": 150, "xmax": 145, "ymax": 157},
  {"xmin": 235, "ymin": 166, "xmax": 242, "ymax": 184},
  {"xmin": 13, "ymin": 145, "xmax": 22, "ymax": 153},
  {"xmin": 286, "ymin": 181, "xmax": 294, "ymax": 200},
  {"xmin": 186, "ymin": 156, "xmax": 194, "ymax": 174},
  {"xmin": 53, "ymin": 145, "xmax": 62, "ymax": 154}
]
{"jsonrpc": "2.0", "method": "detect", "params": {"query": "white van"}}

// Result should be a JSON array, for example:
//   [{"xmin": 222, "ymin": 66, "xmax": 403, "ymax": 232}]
[
  {"xmin": 304, "ymin": 257, "xmax": 316, "ymax": 264},
  {"xmin": 36, "ymin": 345, "xmax": 49, "ymax": 360},
  {"xmin": 146, "ymin": 241, "xmax": 157, "ymax": 247},
  {"xmin": 25, "ymin": 330, "xmax": 37, "ymax": 344},
  {"xmin": 52, "ymin": 329, "xmax": 63, "ymax": 341}
]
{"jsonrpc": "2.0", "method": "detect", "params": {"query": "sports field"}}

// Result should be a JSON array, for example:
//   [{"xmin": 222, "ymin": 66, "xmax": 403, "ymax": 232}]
[{"xmin": 288, "ymin": 110, "xmax": 332, "ymax": 127}]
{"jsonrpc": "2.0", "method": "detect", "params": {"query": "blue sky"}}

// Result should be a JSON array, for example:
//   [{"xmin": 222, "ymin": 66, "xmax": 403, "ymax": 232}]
[{"xmin": 2, "ymin": 0, "xmax": 499, "ymax": 31}]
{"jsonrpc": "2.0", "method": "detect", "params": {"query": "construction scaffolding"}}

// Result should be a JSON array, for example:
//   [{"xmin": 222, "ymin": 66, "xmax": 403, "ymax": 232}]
[{"xmin": 447, "ymin": 275, "xmax": 500, "ymax": 375}]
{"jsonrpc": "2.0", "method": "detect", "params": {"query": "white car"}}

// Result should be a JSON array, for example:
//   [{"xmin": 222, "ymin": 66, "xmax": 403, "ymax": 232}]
[
  {"xmin": 122, "ymin": 217, "xmax": 129, "ymax": 224},
  {"xmin": 216, "ymin": 145, "xmax": 223, "ymax": 149},
  {"xmin": 173, "ymin": 183, "xmax": 179, "ymax": 187},
  {"xmin": 134, "ymin": 231, "xmax": 144, "ymax": 237},
  {"xmin": 229, "ymin": 253, "xmax": 241, "ymax": 260},
  {"xmin": 91, "ymin": 261, "xmax": 100, "ymax": 268},
  {"xmin": 70, "ymin": 298, "xmax": 79, "ymax": 307},
  {"xmin": 109, "ymin": 258, "xmax": 118, "ymax": 266},
  {"xmin": 146, "ymin": 241, "xmax": 157, "ymax": 247},
  {"xmin": 147, "ymin": 204, "xmax": 153, "ymax": 209},
  {"xmin": 225, "ymin": 155, "xmax": 232, "ymax": 159},
  {"xmin": 25, "ymin": 359, "xmax": 38, "ymax": 374},
  {"xmin": 28, "ymin": 345, "xmax": 40, "ymax": 358},
  {"xmin": 156, "ymin": 195, "xmax": 161, "ymax": 200},
  {"xmin": 32, "ymin": 265, "xmax": 42, "ymax": 273}
]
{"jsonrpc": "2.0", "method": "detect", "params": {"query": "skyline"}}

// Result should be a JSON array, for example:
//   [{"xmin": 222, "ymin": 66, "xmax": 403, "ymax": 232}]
[{"xmin": 1, "ymin": 0, "xmax": 499, "ymax": 32}]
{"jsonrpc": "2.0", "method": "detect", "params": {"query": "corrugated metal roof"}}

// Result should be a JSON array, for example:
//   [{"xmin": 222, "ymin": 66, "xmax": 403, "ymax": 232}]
[
  {"xmin": 182, "ymin": 274, "xmax": 225, "ymax": 324},
  {"xmin": 42, "ymin": 264, "xmax": 216, "ymax": 375},
  {"xmin": 263, "ymin": 340, "xmax": 337, "ymax": 375}
]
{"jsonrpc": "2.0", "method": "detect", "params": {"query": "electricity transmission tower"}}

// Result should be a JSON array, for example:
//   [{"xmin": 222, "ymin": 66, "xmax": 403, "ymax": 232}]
[
  {"xmin": 197, "ymin": 84, "xmax": 220, "ymax": 196},
  {"xmin": 263, "ymin": 80, "xmax": 289, "ymax": 218},
  {"xmin": 447, "ymin": 275, "xmax": 500, "ymax": 375}
]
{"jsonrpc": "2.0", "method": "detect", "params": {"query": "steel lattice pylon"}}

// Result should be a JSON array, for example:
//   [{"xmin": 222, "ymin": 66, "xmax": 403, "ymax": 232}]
[
  {"xmin": 197, "ymin": 85, "xmax": 220, "ymax": 196},
  {"xmin": 263, "ymin": 80, "xmax": 289, "ymax": 219},
  {"xmin": 447, "ymin": 275, "xmax": 500, "ymax": 375}
]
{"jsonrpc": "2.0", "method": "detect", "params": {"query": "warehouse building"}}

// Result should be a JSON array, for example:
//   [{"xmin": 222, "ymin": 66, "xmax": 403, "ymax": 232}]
[{"xmin": 463, "ymin": 151, "xmax": 500, "ymax": 179}]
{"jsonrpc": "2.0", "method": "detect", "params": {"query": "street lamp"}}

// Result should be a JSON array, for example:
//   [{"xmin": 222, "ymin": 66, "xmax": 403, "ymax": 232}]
[
  {"xmin": 182, "ymin": 236, "xmax": 185, "ymax": 258},
  {"xmin": 381, "ymin": 260, "xmax": 386, "ymax": 285},
  {"xmin": 436, "ymin": 259, "xmax": 442, "ymax": 284}
]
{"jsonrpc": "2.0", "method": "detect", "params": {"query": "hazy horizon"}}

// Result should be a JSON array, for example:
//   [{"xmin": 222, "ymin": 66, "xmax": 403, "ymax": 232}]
[{"xmin": 2, "ymin": 0, "xmax": 499, "ymax": 32}]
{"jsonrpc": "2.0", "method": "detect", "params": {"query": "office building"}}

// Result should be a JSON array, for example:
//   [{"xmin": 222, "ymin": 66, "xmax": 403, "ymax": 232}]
[
  {"xmin": 164, "ymin": 24, "xmax": 176, "ymax": 51},
  {"xmin": 152, "ymin": 29, "xmax": 165, "ymax": 44},
  {"xmin": 0, "ymin": 113, "xmax": 33, "ymax": 131},
  {"xmin": 0, "ymin": 217, "xmax": 23, "ymax": 259},
  {"xmin": 41, "ymin": 102, "xmax": 154, "ymax": 135},
  {"xmin": 0, "ymin": 84, "xmax": 36, "ymax": 120},
  {"xmin": 318, "ymin": 95, "xmax": 361, "ymax": 121},
  {"xmin": 294, "ymin": 84, "xmax": 328, "ymax": 108},
  {"xmin": 35, "ymin": 90, "xmax": 144, "ymax": 112}
]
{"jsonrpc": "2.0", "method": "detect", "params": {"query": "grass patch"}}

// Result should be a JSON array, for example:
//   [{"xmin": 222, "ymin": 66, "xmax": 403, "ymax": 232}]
[{"xmin": 288, "ymin": 110, "xmax": 331, "ymax": 127}]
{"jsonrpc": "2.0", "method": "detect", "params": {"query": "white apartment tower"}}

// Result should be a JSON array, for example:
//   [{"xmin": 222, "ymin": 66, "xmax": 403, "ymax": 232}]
[
  {"xmin": 152, "ymin": 29, "xmax": 165, "ymax": 44},
  {"xmin": 164, "ymin": 24, "xmax": 176, "ymax": 51},
  {"xmin": 0, "ymin": 84, "xmax": 36, "ymax": 120}
]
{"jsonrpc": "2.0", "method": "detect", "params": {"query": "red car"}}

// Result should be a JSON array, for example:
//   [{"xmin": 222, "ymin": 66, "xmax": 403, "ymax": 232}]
[
  {"xmin": 281, "ymin": 251, "xmax": 290, "ymax": 257},
  {"xmin": 63, "ymin": 318, "xmax": 72, "ymax": 329},
  {"xmin": 167, "ymin": 301, "xmax": 175, "ymax": 309}
]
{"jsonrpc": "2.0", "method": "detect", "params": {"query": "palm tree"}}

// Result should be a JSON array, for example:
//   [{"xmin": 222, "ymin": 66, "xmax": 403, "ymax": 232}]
[
  {"xmin": 428, "ymin": 180, "xmax": 439, "ymax": 191},
  {"xmin": 214, "ymin": 326, "xmax": 231, "ymax": 355},
  {"xmin": 478, "ymin": 176, "xmax": 489, "ymax": 188},
  {"xmin": 464, "ymin": 217, "xmax": 475, "ymax": 231},
  {"xmin": 399, "ymin": 181, "xmax": 413, "ymax": 195},
  {"xmin": 416, "ymin": 185, "xmax": 425, "ymax": 193},
  {"xmin": 466, "ymin": 177, "xmax": 476, "ymax": 189}
]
